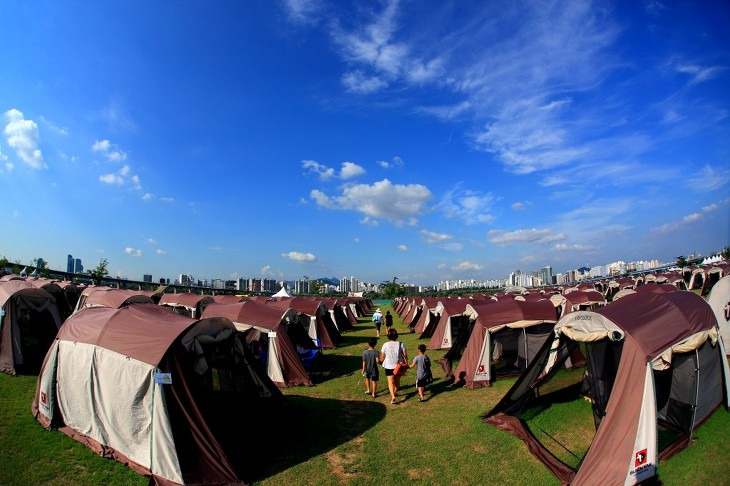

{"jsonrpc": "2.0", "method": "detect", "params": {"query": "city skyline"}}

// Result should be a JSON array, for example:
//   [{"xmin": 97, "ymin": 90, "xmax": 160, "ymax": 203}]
[{"xmin": 1, "ymin": 2, "xmax": 728, "ymax": 285}]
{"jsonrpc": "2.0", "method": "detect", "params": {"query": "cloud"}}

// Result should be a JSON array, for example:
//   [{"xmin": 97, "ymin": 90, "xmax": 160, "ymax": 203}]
[
  {"xmin": 553, "ymin": 243, "xmax": 595, "ymax": 251},
  {"xmin": 442, "ymin": 242, "xmax": 463, "ymax": 251},
  {"xmin": 420, "ymin": 229, "xmax": 452, "ymax": 243},
  {"xmin": 142, "ymin": 192, "xmax": 154, "ymax": 201},
  {"xmin": 281, "ymin": 0, "xmax": 321, "ymax": 24},
  {"xmin": 452, "ymin": 261, "xmax": 483, "ymax": 272},
  {"xmin": 360, "ymin": 216, "xmax": 379, "ymax": 227},
  {"xmin": 333, "ymin": 0, "xmax": 443, "ymax": 93},
  {"xmin": 397, "ymin": 244, "xmax": 408, "ymax": 252},
  {"xmin": 439, "ymin": 186, "xmax": 496, "ymax": 224},
  {"xmin": 354, "ymin": 237, "xmax": 360, "ymax": 243},
  {"xmin": 310, "ymin": 178, "xmax": 432, "ymax": 223},
  {"xmin": 39, "ymin": 116, "xmax": 68, "ymax": 136},
  {"xmin": 688, "ymin": 165, "xmax": 730, "ymax": 192},
  {"xmin": 92, "ymin": 139, "xmax": 127, "ymax": 161},
  {"xmin": 650, "ymin": 199, "xmax": 730, "ymax": 234},
  {"xmin": 702, "ymin": 203, "xmax": 718, "ymax": 213},
  {"xmin": 437, "ymin": 263, "xmax": 447, "ymax": 270},
  {"xmin": 488, "ymin": 228, "xmax": 565, "ymax": 246},
  {"xmin": 511, "ymin": 201, "xmax": 530, "ymax": 211},
  {"xmin": 147, "ymin": 238, "xmax": 157, "ymax": 245},
  {"xmin": 340, "ymin": 161, "xmax": 366, "ymax": 178},
  {"xmin": 377, "ymin": 156, "xmax": 404, "ymax": 169},
  {"xmin": 124, "ymin": 247, "xmax": 142, "ymax": 257},
  {"xmin": 99, "ymin": 98, "xmax": 136, "ymax": 132},
  {"xmin": 261, "ymin": 264, "xmax": 274, "ymax": 276},
  {"xmin": 99, "ymin": 172, "xmax": 124, "ymax": 185},
  {"xmin": 282, "ymin": 251, "xmax": 317, "ymax": 262},
  {"xmin": 675, "ymin": 63, "xmax": 727, "ymax": 86},
  {"xmin": 3, "ymin": 109, "xmax": 45, "ymax": 169},
  {"xmin": 156, "ymin": 249, "xmax": 166, "ymax": 255},
  {"xmin": 302, "ymin": 159, "xmax": 335, "ymax": 180},
  {"xmin": 160, "ymin": 196, "xmax": 174, "ymax": 202}
]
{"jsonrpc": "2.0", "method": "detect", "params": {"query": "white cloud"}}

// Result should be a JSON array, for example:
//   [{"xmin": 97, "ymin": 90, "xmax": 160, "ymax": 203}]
[
  {"xmin": 420, "ymin": 229, "xmax": 452, "ymax": 243},
  {"xmin": 160, "ymin": 196, "xmax": 174, "ymax": 203},
  {"xmin": 131, "ymin": 174, "xmax": 142, "ymax": 190},
  {"xmin": 703, "ymin": 203, "xmax": 718, "ymax": 213},
  {"xmin": 261, "ymin": 264, "xmax": 273, "ymax": 276},
  {"xmin": 488, "ymin": 228, "xmax": 565, "ymax": 246},
  {"xmin": 147, "ymin": 238, "xmax": 157, "ymax": 244},
  {"xmin": 442, "ymin": 242, "xmax": 463, "ymax": 251},
  {"xmin": 310, "ymin": 178, "xmax": 432, "ymax": 223},
  {"xmin": 650, "ymin": 199, "xmax": 730, "ymax": 234},
  {"xmin": 99, "ymin": 173, "xmax": 124, "ymax": 185},
  {"xmin": 437, "ymin": 263, "xmax": 447, "ymax": 269},
  {"xmin": 682, "ymin": 213, "xmax": 701, "ymax": 223},
  {"xmin": 377, "ymin": 156, "xmax": 404, "ymax": 169},
  {"xmin": 675, "ymin": 63, "xmax": 727, "ymax": 85},
  {"xmin": 439, "ymin": 186, "xmax": 495, "ymax": 224},
  {"xmin": 119, "ymin": 165, "xmax": 130, "ymax": 176},
  {"xmin": 360, "ymin": 216, "xmax": 379, "ymax": 227},
  {"xmin": 92, "ymin": 139, "xmax": 127, "ymax": 162},
  {"xmin": 156, "ymin": 249, "xmax": 166, "ymax": 255},
  {"xmin": 688, "ymin": 165, "xmax": 730, "ymax": 192},
  {"xmin": 282, "ymin": 251, "xmax": 317, "ymax": 262},
  {"xmin": 452, "ymin": 261, "xmax": 483, "ymax": 272},
  {"xmin": 397, "ymin": 244, "xmax": 408, "ymax": 252},
  {"xmin": 342, "ymin": 71, "xmax": 389, "ymax": 93},
  {"xmin": 124, "ymin": 247, "xmax": 142, "ymax": 257},
  {"xmin": 281, "ymin": 0, "xmax": 321, "ymax": 24},
  {"xmin": 553, "ymin": 243, "xmax": 595, "ymax": 252},
  {"xmin": 302, "ymin": 159, "xmax": 335, "ymax": 180},
  {"xmin": 142, "ymin": 193, "xmax": 154, "ymax": 201},
  {"xmin": 511, "ymin": 201, "xmax": 530, "ymax": 211},
  {"xmin": 3, "ymin": 109, "xmax": 45, "ymax": 169},
  {"xmin": 340, "ymin": 161, "xmax": 366, "ymax": 179},
  {"xmin": 39, "ymin": 116, "xmax": 68, "ymax": 136}
]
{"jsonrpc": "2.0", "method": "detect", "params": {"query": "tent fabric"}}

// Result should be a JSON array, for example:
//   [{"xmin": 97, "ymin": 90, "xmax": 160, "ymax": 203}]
[
  {"xmin": 75, "ymin": 287, "xmax": 154, "ymax": 312},
  {"xmin": 159, "ymin": 293, "xmax": 215, "ymax": 318},
  {"xmin": 485, "ymin": 291, "xmax": 728, "ymax": 485},
  {"xmin": 33, "ymin": 303, "xmax": 278, "ymax": 484},
  {"xmin": 266, "ymin": 298, "xmax": 340, "ymax": 349},
  {"xmin": 426, "ymin": 300, "xmax": 472, "ymax": 350},
  {"xmin": 272, "ymin": 285, "xmax": 291, "ymax": 298},
  {"xmin": 707, "ymin": 275, "xmax": 730, "ymax": 355},
  {"xmin": 0, "ymin": 280, "xmax": 63, "ymax": 375},
  {"xmin": 202, "ymin": 301, "xmax": 313, "ymax": 387}
]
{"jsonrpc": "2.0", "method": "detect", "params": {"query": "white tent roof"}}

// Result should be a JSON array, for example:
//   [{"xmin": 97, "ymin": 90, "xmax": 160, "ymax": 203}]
[{"xmin": 273, "ymin": 284, "xmax": 291, "ymax": 298}]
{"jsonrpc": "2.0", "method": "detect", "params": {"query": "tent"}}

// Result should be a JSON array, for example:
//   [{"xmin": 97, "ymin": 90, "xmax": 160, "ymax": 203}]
[
  {"xmin": 426, "ymin": 299, "xmax": 476, "ymax": 350},
  {"xmin": 33, "ymin": 303, "xmax": 280, "ymax": 484},
  {"xmin": 451, "ymin": 299, "xmax": 558, "ymax": 388},
  {"xmin": 484, "ymin": 291, "xmax": 730, "ymax": 485},
  {"xmin": 27, "ymin": 278, "xmax": 79, "ymax": 321},
  {"xmin": 707, "ymin": 275, "xmax": 730, "ymax": 355},
  {"xmin": 75, "ymin": 287, "xmax": 154, "ymax": 312},
  {"xmin": 159, "ymin": 292, "xmax": 215, "ymax": 318},
  {"xmin": 272, "ymin": 284, "xmax": 291, "ymax": 298},
  {"xmin": 549, "ymin": 290, "xmax": 606, "ymax": 318},
  {"xmin": 323, "ymin": 299, "xmax": 354, "ymax": 332},
  {"xmin": 267, "ymin": 297, "xmax": 340, "ymax": 349},
  {"xmin": 0, "ymin": 280, "xmax": 62, "ymax": 375},
  {"xmin": 202, "ymin": 301, "xmax": 314, "ymax": 387}
]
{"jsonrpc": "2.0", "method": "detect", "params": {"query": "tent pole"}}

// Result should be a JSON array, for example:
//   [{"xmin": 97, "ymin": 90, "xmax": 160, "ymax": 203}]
[{"xmin": 688, "ymin": 349, "xmax": 701, "ymax": 442}]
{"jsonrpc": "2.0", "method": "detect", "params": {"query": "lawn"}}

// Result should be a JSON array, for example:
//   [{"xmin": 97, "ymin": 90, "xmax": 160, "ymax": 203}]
[{"xmin": 1, "ymin": 303, "xmax": 728, "ymax": 485}]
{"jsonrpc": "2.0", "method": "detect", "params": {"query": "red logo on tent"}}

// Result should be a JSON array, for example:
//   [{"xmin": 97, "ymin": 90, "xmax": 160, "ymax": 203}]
[
  {"xmin": 477, "ymin": 364, "xmax": 485, "ymax": 373},
  {"xmin": 635, "ymin": 449, "xmax": 647, "ymax": 467},
  {"xmin": 40, "ymin": 391, "xmax": 47, "ymax": 405},
  {"xmin": 443, "ymin": 338, "xmax": 448, "ymax": 344}
]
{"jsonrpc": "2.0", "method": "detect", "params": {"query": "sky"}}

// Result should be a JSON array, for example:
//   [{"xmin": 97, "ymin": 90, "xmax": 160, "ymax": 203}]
[{"xmin": 1, "ymin": 0, "xmax": 728, "ymax": 286}]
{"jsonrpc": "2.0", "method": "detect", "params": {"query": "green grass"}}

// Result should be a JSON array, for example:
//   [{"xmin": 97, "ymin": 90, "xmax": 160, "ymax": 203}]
[{"xmin": 1, "ymin": 304, "xmax": 728, "ymax": 485}]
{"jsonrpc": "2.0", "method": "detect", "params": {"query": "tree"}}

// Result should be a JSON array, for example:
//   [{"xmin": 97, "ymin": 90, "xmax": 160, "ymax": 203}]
[
  {"xmin": 87, "ymin": 258, "xmax": 109, "ymax": 285},
  {"xmin": 722, "ymin": 246, "xmax": 730, "ymax": 260},
  {"xmin": 676, "ymin": 255, "xmax": 687, "ymax": 268},
  {"xmin": 382, "ymin": 282, "xmax": 404, "ymax": 299},
  {"xmin": 309, "ymin": 280, "xmax": 323, "ymax": 295},
  {"xmin": 0, "ymin": 255, "xmax": 8, "ymax": 271}
]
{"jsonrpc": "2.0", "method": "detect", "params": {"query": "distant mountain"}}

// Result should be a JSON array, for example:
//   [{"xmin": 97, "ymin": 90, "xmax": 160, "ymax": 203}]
[{"xmin": 316, "ymin": 277, "xmax": 340, "ymax": 286}]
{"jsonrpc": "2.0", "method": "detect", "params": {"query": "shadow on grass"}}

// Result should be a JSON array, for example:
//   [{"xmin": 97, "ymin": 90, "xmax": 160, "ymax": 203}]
[
  {"xmin": 227, "ymin": 395, "xmax": 387, "ymax": 483},
  {"xmin": 399, "ymin": 377, "xmax": 452, "ymax": 402},
  {"xmin": 309, "ymin": 354, "xmax": 363, "ymax": 383}
]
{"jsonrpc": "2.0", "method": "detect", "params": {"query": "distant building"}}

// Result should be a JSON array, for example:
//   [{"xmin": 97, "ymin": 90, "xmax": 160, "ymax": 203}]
[
  {"xmin": 143, "ymin": 274, "xmax": 153, "ymax": 283},
  {"xmin": 67, "ymin": 254, "xmax": 74, "ymax": 273},
  {"xmin": 178, "ymin": 274, "xmax": 194, "ymax": 286},
  {"xmin": 74, "ymin": 258, "xmax": 83, "ymax": 274},
  {"xmin": 540, "ymin": 266, "xmax": 553, "ymax": 287}
]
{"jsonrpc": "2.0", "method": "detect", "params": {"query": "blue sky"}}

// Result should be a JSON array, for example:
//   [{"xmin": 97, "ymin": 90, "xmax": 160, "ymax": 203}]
[{"xmin": 1, "ymin": 0, "xmax": 728, "ymax": 285}]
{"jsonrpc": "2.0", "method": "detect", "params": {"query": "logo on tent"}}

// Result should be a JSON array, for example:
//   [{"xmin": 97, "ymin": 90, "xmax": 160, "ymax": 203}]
[
  {"xmin": 477, "ymin": 364, "xmax": 485, "ymax": 373},
  {"xmin": 443, "ymin": 338, "xmax": 448, "ymax": 344},
  {"xmin": 635, "ymin": 449, "xmax": 647, "ymax": 467},
  {"xmin": 40, "ymin": 391, "xmax": 47, "ymax": 405}
]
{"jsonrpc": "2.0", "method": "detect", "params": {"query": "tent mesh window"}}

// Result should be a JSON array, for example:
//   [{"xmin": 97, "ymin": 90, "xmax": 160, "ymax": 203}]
[{"xmin": 16, "ymin": 307, "xmax": 58, "ymax": 374}]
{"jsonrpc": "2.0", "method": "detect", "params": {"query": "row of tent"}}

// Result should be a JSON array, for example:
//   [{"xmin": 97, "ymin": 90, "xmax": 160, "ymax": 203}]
[
  {"xmin": 394, "ymin": 275, "xmax": 730, "ymax": 485},
  {"xmin": 0, "ymin": 277, "xmax": 371, "ymax": 484}
]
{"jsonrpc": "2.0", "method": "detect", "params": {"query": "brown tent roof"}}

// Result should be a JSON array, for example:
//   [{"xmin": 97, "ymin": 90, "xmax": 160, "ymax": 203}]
[
  {"xmin": 159, "ymin": 292, "xmax": 214, "ymax": 307},
  {"xmin": 468, "ymin": 299, "xmax": 557, "ymax": 328},
  {"xmin": 57, "ymin": 303, "xmax": 229, "ymax": 366},
  {"xmin": 80, "ymin": 288, "xmax": 154, "ymax": 309}
]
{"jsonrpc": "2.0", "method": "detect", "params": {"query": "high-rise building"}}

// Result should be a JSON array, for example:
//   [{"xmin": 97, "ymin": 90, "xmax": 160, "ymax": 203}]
[
  {"xmin": 540, "ymin": 265, "xmax": 553, "ymax": 286},
  {"xmin": 339, "ymin": 277, "xmax": 351, "ymax": 293},
  {"xmin": 74, "ymin": 258, "xmax": 83, "ymax": 274},
  {"xmin": 143, "ymin": 274, "xmax": 153, "ymax": 283},
  {"xmin": 67, "ymin": 254, "xmax": 74, "ymax": 273}
]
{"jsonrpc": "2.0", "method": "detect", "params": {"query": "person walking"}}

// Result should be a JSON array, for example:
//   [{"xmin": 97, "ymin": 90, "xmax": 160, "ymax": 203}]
[
  {"xmin": 384, "ymin": 310, "xmax": 393, "ymax": 334},
  {"xmin": 372, "ymin": 308, "xmax": 383, "ymax": 337},
  {"xmin": 409, "ymin": 344, "xmax": 432, "ymax": 402},
  {"xmin": 380, "ymin": 329, "xmax": 407, "ymax": 404},
  {"xmin": 362, "ymin": 338, "xmax": 380, "ymax": 397}
]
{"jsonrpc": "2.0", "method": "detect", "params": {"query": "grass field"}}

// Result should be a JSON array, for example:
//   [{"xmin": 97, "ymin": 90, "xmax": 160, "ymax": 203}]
[{"xmin": 1, "ymin": 303, "xmax": 728, "ymax": 485}]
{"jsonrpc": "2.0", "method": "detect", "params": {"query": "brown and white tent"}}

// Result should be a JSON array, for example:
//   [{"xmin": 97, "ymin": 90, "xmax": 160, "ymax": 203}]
[
  {"xmin": 266, "ymin": 297, "xmax": 340, "ymax": 349},
  {"xmin": 0, "ymin": 280, "xmax": 62, "ymax": 375},
  {"xmin": 549, "ymin": 290, "xmax": 606, "ymax": 318},
  {"xmin": 202, "ymin": 301, "xmax": 314, "ymax": 387},
  {"xmin": 707, "ymin": 275, "xmax": 730, "ymax": 355},
  {"xmin": 425, "ymin": 299, "xmax": 472, "ymax": 350},
  {"xmin": 74, "ymin": 287, "xmax": 154, "ymax": 312},
  {"xmin": 451, "ymin": 299, "xmax": 558, "ymax": 388},
  {"xmin": 33, "ymin": 303, "xmax": 280, "ymax": 485},
  {"xmin": 27, "ymin": 278, "xmax": 79, "ymax": 321},
  {"xmin": 159, "ymin": 292, "xmax": 215, "ymax": 318},
  {"xmin": 484, "ymin": 291, "xmax": 730, "ymax": 485}
]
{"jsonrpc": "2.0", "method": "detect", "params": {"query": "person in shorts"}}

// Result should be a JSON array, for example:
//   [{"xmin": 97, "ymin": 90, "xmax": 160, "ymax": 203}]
[
  {"xmin": 380, "ymin": 329, "xmax": 407, "ymax": 404},
  {"xmin": 372, "ymin": 308, "xmax": 383, "ymax": 337},
  {"xmin": 410, "ymin": 344, "xmax": 432, "ymax": 402},
  {"xmin": 384, "ymin": 310, "xmax": 393, "ymax": 334},
  {"xmin": 362, "ymin": 338, "xmax": 380, "ymax": 397}
]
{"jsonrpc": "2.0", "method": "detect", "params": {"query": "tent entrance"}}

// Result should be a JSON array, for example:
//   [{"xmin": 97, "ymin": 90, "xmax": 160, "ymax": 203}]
[
  {"xmin": 15, "ymin": 306, "xmax": 58, "ymax": 374},
  {"xmin": 492, "ymin": 323, "xmax": 556, "ymax": 377}
]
